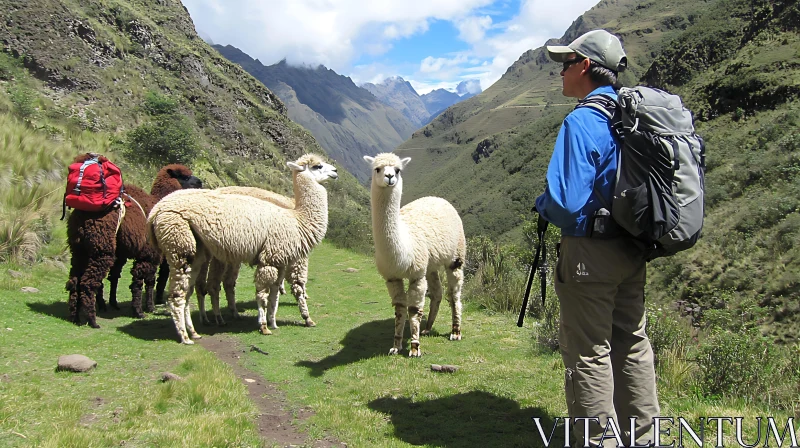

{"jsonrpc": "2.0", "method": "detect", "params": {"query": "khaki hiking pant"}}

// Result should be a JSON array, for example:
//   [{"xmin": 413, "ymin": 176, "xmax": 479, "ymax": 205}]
[{"xmin": 555, "ymin": 236, "xmax": 659, "ymax": 447}]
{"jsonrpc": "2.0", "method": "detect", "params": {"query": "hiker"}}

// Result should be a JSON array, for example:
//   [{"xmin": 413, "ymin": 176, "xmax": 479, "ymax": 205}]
[{"xmin": 534, "ymin": 30, "xmax": 659, "ymax": 446}]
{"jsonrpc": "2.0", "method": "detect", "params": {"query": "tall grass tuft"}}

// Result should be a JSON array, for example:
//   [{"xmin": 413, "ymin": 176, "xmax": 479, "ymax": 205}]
[{"xmin": 0, "ymin": 114, "xmax": 111, "ymax": 263}]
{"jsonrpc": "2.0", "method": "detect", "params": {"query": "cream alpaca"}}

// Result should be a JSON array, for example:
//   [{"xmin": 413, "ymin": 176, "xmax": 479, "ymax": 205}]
[
  {"xmin": 146, "ymin": 154, "xmax": 337, "ymax": 344},
  {"xmin": 195, "ymin": 186, "xmax": 315, "ymax": 328},
  {"xmin": 364, "ymin": 153, "xmax": 466, "ymax": 357}
]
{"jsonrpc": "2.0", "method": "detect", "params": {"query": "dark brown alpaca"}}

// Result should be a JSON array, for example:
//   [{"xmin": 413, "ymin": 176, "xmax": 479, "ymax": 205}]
[
  {"xmin": 66, "ymin": 157, "xmax": 201, "ymax": 327},
  {"xmin": 150, "ymin": 164, "xmax": 203, "ymax": 303}
]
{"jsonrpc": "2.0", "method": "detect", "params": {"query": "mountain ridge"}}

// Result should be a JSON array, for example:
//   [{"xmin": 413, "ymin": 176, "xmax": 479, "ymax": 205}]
[{"xmin": 214, "ymin": 44, "xmax": 416, "ymax": 183}]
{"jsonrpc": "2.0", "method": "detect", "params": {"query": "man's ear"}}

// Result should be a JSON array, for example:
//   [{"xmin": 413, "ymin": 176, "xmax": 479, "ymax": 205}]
[
  {"xmin": 287, "ymin": 162, "xmax": 304, "ymax": 171},
  {"xmin": 363, "ymin": 156, "xmax": 375, "ymax": 164}
]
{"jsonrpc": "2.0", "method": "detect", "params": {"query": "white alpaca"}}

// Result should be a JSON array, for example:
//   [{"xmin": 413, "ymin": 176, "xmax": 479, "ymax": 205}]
[
  {"xmin": 364, "ymin": 153, "xmax": 466, "ymax": 357},
  {"xmin": 195, "ymin": 186, "xmax": 315, "ymax": 328},
  {"xmin": 146, "ymin": 154, "xmax": 337, "ymax": 344}
]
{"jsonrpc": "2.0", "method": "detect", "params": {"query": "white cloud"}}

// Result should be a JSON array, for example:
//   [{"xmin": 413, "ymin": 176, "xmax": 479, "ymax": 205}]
[
  {"xmin": 182, "ymin": 0, "xmax": 603, "ymax": 94},
  {"xmin": 181, "ymin": 0, "xmax": 495, "ymax": 73},
  {"xmin": 456, "ymin": 15, "xmax": 493, "ymax": 43}
]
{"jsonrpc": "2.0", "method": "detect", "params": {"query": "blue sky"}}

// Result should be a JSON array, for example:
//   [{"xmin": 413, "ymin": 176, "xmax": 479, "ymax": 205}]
[{"xmin": 181, "ymin": 0, "xmax": 601, "ymax": 94}]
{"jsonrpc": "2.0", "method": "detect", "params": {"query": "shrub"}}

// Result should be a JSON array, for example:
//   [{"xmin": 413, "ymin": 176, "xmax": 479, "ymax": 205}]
[
  {"xmin": 143, "ymin": 90, "xmax": 178, "ymax": 116},
  {"xmin": 464, "ymin": 236, "xmax": 527, "ymax": 313},
  {"xmin": 646, "ymin": 305, "xmax": 693, "ymax": 365},
  {"xmin": 695, "ymin": 327, "xmax": 773, "ymax": 399},
  {"xmin": 125, "ymin": 115, "xmax": 201, "ymax": 164}
]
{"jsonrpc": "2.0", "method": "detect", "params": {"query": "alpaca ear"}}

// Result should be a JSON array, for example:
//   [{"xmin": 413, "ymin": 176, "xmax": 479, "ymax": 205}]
[
  {"xmin": 363, "ymin": 156, "xmax": 375, "ymax": 164},
  {"xmin": 287, "ymin": 162, "xmax": 305, "ymax": 172},
  {"xmin": 400, "ymin": 157, "xmax": 411, "ymax": 168},
  {"xmin": 166, "ymin": 168, "xmax": 175, "ymax": 177}
]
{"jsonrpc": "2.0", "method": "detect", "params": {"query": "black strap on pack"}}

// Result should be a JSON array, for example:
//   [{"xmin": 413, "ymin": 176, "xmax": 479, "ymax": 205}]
[
  {"xmin": 576, "ymin": 94, "xmax": 624, "ymax": 142},
  {"xmin": 517, "ymin": 214, "xmax": 549, "ymax": 327}
]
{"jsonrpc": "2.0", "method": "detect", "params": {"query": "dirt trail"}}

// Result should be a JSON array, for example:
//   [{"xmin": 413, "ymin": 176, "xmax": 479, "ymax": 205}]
[{"xmin": 198, "ymin": 334, "xmax": 346, "ymax": 448}]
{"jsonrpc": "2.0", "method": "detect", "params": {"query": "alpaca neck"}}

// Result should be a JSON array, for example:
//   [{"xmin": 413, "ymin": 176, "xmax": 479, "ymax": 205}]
[
  {"xmin": 371, "ymin": 180, "xmax": 412, "ymax": 268},
  {"xmin": 292, "ymin": 172, "xmax": 328, "ymax": 251}
]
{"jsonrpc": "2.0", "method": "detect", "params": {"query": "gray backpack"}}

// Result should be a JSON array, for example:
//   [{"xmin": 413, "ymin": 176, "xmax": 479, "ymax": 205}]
[{"xmin": 579, "ymin": 86, "xmax": 706, "ymax": 260}]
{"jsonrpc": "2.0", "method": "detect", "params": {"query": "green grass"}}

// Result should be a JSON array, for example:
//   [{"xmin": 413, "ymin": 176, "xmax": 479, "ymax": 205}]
[
  {"xmin": 2, "ymin": 242, "xmax": 794, "ymax": 447},
  {"xmin": 0, "ymin": 263, "xmax": 263, "ymax": 447}
]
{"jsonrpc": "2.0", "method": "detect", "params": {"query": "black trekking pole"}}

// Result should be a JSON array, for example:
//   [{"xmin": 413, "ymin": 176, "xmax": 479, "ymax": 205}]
[{"xmin": 517, "ymin": 214, "xmax": 548, "ymax": 327}]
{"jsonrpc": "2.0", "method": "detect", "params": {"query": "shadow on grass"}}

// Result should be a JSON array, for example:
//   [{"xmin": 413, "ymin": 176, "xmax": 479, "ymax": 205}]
[
  {"xmin": 26, "ymin": 300, "xmax": 138, "ymax": 324},
  {"xmin": 296, "ymin": 318, "xmax": 393, "ymax": 377},
  {"xmin": 116, "ymin": 309, "xmax": 264, "ymax": 341},
  {"xmin": 369, "ymin": 390, "xmax": 566, "ymax": 448}
]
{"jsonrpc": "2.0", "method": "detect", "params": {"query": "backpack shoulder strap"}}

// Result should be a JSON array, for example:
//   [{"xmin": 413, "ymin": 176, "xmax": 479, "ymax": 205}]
[{"xmin": 576, "ymin": 94, "xmax": 623, "ymax": 140}]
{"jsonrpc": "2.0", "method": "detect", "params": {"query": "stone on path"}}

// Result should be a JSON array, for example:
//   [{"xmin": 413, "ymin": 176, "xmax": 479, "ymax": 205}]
[
  {"xmin": 20, "ymin": 287, "xmax": 39, "ymax": 293},
  {"xmin": 57, "ymin": 355, "xmax": 97, "ymax": 372},
  {"xmin": 161, "ymin": 372, "xmax": 183, "ymax": 382},
  {"xmin": 430, "ymin": 364, "xmax": 459, "ymax": 373}
]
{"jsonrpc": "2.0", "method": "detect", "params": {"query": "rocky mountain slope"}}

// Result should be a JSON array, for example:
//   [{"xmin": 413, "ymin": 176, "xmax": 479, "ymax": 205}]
[
  {"xmin": 0, "ymin": 0, "xmax": 372, "ymax": 253},
  {"xmin": 214, "ymin": 45, "xmax": 416, "ymax": 183}
]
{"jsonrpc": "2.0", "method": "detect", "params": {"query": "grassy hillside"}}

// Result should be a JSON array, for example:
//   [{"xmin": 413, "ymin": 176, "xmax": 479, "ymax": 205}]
[
  {"xmin": 396, "ymin": 0, "xmax": 800, "ymax": 341},
  {"xmin": 0, "ymin": 0, "xmax": 373, "ymax": 261},
  {"xmin": 214, "ymin": 46, "xmax": 416, "ymax": 184}
]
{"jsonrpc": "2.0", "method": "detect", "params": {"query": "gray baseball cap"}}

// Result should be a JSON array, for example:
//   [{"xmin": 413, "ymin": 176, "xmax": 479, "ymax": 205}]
[{"xmin": 547, "ymin": 29, "xmax": 627, "ymax": 72}]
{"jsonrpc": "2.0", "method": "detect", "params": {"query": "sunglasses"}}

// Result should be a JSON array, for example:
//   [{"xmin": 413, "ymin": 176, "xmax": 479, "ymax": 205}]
[{"xmin": 562, "ymin": 58, "xmax": 585, "ymax": 71}]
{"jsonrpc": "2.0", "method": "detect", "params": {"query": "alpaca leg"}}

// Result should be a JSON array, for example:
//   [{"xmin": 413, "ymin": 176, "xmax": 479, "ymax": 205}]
[
  {"xmin": 66, "ymin": 257, "xmax": 87, "ymax": 325},
  {"xmin": 167, "ymin": 260, "xmax": 193, "ymax": 344},
  {"xmin": 386, "ymin": 279, "xmax": 406, "ymax": 355},
  {"xmin": 155, "ymin": 259, "xmax": 170, "ymax": 305},
  {"xmin": 446, "ymin": 268, "xmax": 464, "ymax": 341},
  {"xmin": 254, "ymin": 265, "xmax": 279, "ymax": 335},
  {"xmin": 407, "ymin": 276, "xmax": 428, "ymax": 357},
  {"xmin": 143, "ymin": 261, "xmax": 157, "ymax": 313},
  {"xmin": 95, "ymin": 281, "xmax": 106, "ymax": 312},
  {"xmin": 184, "ymin": 257, "xmax": 206, "ymax": 340},
  {"xmin": 129, "ymin": 259, "xmax": 150, "ymax": 319},
  {"xmin": 267, "ymin": 266, "xmax": 286, "ymax": 329},
  {"xmin": 81, "ymin": 254, "xmax": 114, "ymax": 329},
  {"xmin": 289, "ymin": 258, "xmax": 315, "ymax": 327},
  {"xmin": 206, "ymin": 258, "xmax": 226, "ymax": 326},
  {"xmin": 194, "ymin": 259, "xmax": 211, "ymax": 325},
  {"xmin": 222, "ymin": 263, "xmax": 241, "ymax": 319},
  {"xmin": 422, "ymin": 271, "xmax": 443, "ymax": 336},
  {"xmin": 107, "ymin": 257, "xmax": 126, "ymax": 310}
]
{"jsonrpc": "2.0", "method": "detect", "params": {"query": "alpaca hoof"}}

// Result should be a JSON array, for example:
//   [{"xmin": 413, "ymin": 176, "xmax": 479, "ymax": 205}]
[
  {"xmin": 232, "ymin": 312, "xmax": 242, "ymax": 320},
  {"xmin": 268, "ymin": 321, "xmax": 278, "ymax": 330},
  {"xmin": 305, "ymin": 319, "xmax": 316, "ymax": 327},
  {"xmin": 450, "ymin": 328, "xmax": 462, "ymax": 341},
  {"xmin": 181, "ymin": 339, "xmax": 195, "ymax": 345},
  {"xmin": 133, "ymin": 312, "xmax": 145, "ymax": 319},
  {"xmin": 409, "ymin": 342, "xmax": 421, "ymax": 357},
  {"xmin": 259, "ymin": 324, "xmax": 272, "ymax": 335},
  {"xmin": 215, "ymin": 317, "xmax": 227, "ymax": 326},
  {"xmin": 388, "ymin": 347, "xmax": 400, "ymax": 355},
  {"xmin": 89, "ymin": 322, "xmax": 101, "ymax": 329},
  {"xmin": 201, "ymin": 318, "xmax": 211, "ymax": 326},
  {"xmin": 190, "ymin": 333, "xmax": 202, "ymax": 340},
  {"xmin": 110, "ymin": 303, "xmax": 120, "ymax": 311}
]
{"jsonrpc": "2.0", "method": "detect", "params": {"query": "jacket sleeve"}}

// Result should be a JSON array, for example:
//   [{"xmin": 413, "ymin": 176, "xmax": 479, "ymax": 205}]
[{"xmin": 535, "ymin": 114, "xmax": 597, "ymax": 229}]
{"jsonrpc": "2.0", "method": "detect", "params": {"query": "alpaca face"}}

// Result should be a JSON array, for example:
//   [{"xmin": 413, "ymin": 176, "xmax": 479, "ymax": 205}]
[
  {"xmin": 166, "ymin": 167, "xmax": 203, "ymax": 190},
  {"xmin": 363, "ymin": 154, "xmax": 411, "ymax": 188},
  {"xmin": 287, "ymin": 159, "xmax": 338, "ymax": 183}
]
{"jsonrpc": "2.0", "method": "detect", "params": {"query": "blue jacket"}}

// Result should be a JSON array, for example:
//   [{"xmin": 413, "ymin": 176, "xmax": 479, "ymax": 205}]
[{"xmin": 535, "ymin": 85, "xmax": 618, "ymax": 237}]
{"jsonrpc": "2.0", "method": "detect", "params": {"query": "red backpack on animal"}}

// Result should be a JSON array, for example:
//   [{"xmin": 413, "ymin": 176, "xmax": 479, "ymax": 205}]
[{"xmin": 63, "ymin": 154, "xmax": 124, "ymax": 213}]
